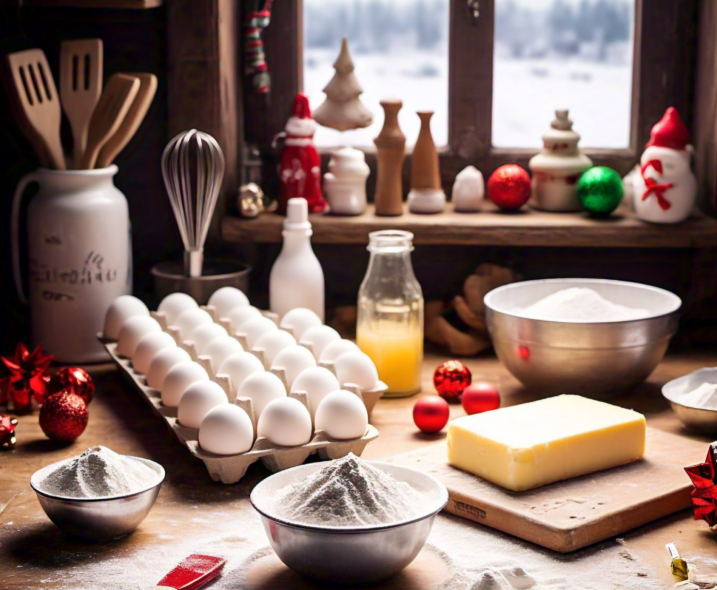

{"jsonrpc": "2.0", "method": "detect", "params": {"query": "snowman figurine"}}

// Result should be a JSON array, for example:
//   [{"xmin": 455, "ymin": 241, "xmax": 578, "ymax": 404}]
[{"xmin": 633, "ymin": 107, "xmax": 697, "ymax": 224}]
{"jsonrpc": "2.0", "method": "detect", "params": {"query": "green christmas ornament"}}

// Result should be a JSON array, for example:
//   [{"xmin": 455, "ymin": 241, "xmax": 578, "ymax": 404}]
[{"xmin": 577, "ymin": 166, "xmax": 624, "ymax": 215}]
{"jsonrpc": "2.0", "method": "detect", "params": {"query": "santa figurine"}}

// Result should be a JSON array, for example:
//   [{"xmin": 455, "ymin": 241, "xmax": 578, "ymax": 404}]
[
  {"xmin": 633, "ymin": 107, "xmax": 697, "ymax": 224},
  {"xmin": 277, "ymin": 93, "xmax": 327, "ymax": 215}
]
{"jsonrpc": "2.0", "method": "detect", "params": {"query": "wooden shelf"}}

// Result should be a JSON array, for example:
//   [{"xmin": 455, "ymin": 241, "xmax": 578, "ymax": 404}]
[
  {"xmin": 23, "ymin": 0, "xmax": 162, "ymax": 8},
  {"xmin": 223, "ymin": 204, "xmax": 717, "ymax": 249}
]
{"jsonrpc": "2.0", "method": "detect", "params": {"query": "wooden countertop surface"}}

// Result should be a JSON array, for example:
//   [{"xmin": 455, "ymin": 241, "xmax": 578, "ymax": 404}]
[{"xmin": 2, "ymin": 352, "xmax": 717, "ymax": 589}]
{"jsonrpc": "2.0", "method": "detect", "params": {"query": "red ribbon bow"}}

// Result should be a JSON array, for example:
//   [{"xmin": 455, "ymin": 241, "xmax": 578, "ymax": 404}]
[
  {"xmin": 684, "ymin": 443, "xmax": 717, "ymax": 527},
  {"xmin": 0, "ymin": 343, "xmax": 53, "ymax": 412},
  {"xmin": 641, "ymin": 159, "xmax": 673, "ymax": 211}
]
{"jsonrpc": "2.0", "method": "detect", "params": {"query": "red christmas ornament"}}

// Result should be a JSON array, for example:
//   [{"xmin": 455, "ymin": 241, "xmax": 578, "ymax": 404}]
[
  {"xmin": 413, "ymin": 396, "xmax": 450, "ymax": 434},
  {"xmin": 0, "ymin": 343, "xmax": 53, "ymax": 412},
  {"xmin": 44, "ymin": 367, "xmax": 95, "ymax": 405},
  {"xmin": 462, "ymin": 382, "xmax": 501, "ymax": 415},
  {"xmin": 684, "ymin": 442, "xmax": 717, "ymax": 527},
  {"xmin": 487, "ymin": 164, "xmax": 531, "ymax": 211},
  {"xmin": 39, "ymin": 392, "xmax": 88, "ymax": 442},
  {"xmin": 433, "ymin": 360, "xmax": 472, "ymax": 403},
  {"xmin": 0, "ymin": 414, "xmax": 19, "ymax": 448}
]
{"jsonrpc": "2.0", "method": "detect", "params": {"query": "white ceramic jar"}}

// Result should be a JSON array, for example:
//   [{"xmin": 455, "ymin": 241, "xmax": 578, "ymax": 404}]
[{"xmin": 323, "ymin": 147, "xmax": 370, "ymax": 215}]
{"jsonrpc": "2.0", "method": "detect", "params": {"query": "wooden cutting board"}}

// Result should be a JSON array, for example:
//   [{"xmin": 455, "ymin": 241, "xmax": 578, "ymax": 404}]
[{"xmin": 386, "ymin": 428, "xmax": 705, "ymax": 553}]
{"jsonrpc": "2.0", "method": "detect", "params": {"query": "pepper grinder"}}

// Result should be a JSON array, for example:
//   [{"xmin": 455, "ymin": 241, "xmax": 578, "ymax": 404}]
[
  {"xmin": 373, "ymin": 100, "xmax": 406, "ymax": 216},
  {"xmin": 407, "ymin": 111, "xmax": 445, "ymax": 214}
]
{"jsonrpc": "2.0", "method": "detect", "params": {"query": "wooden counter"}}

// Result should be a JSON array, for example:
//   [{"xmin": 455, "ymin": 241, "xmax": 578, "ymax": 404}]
[{"xmin": 2, "ymin": 352, "xmax": 717, "ymax": 589}]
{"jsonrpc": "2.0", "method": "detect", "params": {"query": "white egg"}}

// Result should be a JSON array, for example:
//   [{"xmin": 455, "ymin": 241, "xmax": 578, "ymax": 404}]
[
  {"xmin": 272, "ymin": 345, "xmax": 316, "ymax": 389},
  {"xmin": 178, "ymin": 380, "xmax": 228, "ymax": 429},
  {"xmin": 104, "ymin": 295, "xmax": 149, "ymax": 340},
  {"xmin": 291, "ymin": 366, "xmax": 341, "ymax": 419},
  {"xmin": 117, "ymin": 316, "xmax": 162, "ymax": 358},
  {"xmin": 280, "ymin": 307, "xmax": 322, "ymax": 340},
  {"xmin": 161, "ymin": 361, "xmax": 209, "ymax": 407},
  {"xmin": 319, "ymin": 339, "xmax": 360, "ymax": 363},
  {"xmin": 199, "ymin": 404, "xmax": 254, "ymax": 455},
  {"xmin": 188, "ymin": 323, "xmax": 229, "ymax": 355},
  {"xmin": 300, "ymin": 325, "xmax": 341, "ymax": 359},
  {"xmin": 239, "ymin": 317, "xmax": 278, "ymax": 348},
  {"xmin": 174, "ymin": 308, "xmax": 214, "ymax": 340},
  {"xmin": 217, "ymin": 352, "xmax": 265, "ymax": 395},
  {"xmin": 333, "ymin": 351, "xmax": 379, "ymax": 390},
  {"xmin": 202, "ymin": 336, "xmax": 244, "ymax": 373},
  {"xmin": 158, "ymin": 292, "xmax": 198, "ymax": 323},
  {"xmin": 253, "ymin": 330, "xmax": 296, "ymax": 366},
  {"xmin": 314, "ymin": 390, "xmax": 369, "ymax": 440},
  {"xmin": 226, "ymin": 306, "xmax": 263, "ymax": 332},
  {"xmin": 208, "ymin": 286, "xmax": 250, "ymax": 318},
  {"xmin": 257, "ymin": 397, "xmax": 312, "ymax": 446},
  {"xmin": 146, "ymin": 347, "xmax": 192, "ymax": 390},
  {"xmin": 132, "ymin": 331, "xmax": 176, "ymax": 375},
  {"xmin": 237, "ymin": 371, "xmax": 286, "ymax": 417}
]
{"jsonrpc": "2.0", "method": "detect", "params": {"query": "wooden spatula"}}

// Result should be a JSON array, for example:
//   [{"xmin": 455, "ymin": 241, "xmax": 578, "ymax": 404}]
[
  {"xmin": 5, "ymin": 48, "xmax": 66, "ymax": 170},
  {"xmin": 148, "ymin": 554, "xmax": 226, "ymax": 590},
  {"xmin": 96, "ymin": 72, "xmax": 157, "ymax": 168},
  {"xmin": 60, "ymin": 38, "xmax": 103, "ymax": 167},
  {"xmin": 79, "ymin": 73, "xmax": 140, "ymax": 169}
]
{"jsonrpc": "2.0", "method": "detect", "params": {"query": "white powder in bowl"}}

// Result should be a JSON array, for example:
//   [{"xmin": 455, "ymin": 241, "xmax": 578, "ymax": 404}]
[
  {"xmin": 518, "ymin": 287, "xmax": 650, "ymax": 322},
  {"xmin": 269, "ymin": 453, "xmax": 427, "ymax": 527},
  {"xmin": 677, "ymin": 383, "xmax": 717, "ymax": 411},
  {"xmin": 36, "ymin": 446, "xmax": 160, "ymax": 499}
]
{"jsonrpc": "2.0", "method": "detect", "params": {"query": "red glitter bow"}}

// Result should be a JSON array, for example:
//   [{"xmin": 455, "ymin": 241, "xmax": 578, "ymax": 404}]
[
  {"xmin": 641, "ymin": 159, "xmax": 673, "ymax": 211},
  {"xmin": 0, "ymin": 343, "xmax": 53, "ymax": 412},
  {"xmin": 684, "ymin": 443, "xmax": 717, "ymax": 527}
]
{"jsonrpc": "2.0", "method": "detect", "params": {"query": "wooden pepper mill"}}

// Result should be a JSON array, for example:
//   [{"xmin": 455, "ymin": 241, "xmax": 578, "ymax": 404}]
[
  {"xmin": 408, "ymin": 111, "xmax": 446, "ymax": 213},
  {"xmin": 373, "ymin": 100, "xmax": 406, "ymax": 216}
]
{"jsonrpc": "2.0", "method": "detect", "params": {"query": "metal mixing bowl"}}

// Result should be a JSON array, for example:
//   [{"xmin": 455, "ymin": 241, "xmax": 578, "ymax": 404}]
[
  {"xmin": 30, "ymin": 457, "xmax": 164, "ymax": 541},
  {"xmin": 250, "ymin": 461, "xmax": 448, "ymax": 585},
  {"xmin": 485, "ymin": 279, "xmax": 681, "ymax": 397},
  {"xmin": 662, "ymin": 367, "xmax": 717, "ymax": 434}
]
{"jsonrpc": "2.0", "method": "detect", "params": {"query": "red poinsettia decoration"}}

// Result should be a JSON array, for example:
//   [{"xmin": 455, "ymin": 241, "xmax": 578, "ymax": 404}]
[
  {"xmin": 0, "ymin": 343, "xmax": 53, "ymax": 412},
  {"xmin": 684, "ymin": 442, "xmax": 717, "ymax": 527}
]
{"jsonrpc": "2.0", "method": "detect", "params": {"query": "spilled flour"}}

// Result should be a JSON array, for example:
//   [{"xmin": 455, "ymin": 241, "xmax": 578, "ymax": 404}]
[
  {"xmin": 518, "ymin": 288, "xmax": 650, "ymax": 322},
  {"xmin": 36, "ymin": 446, "xmax": 160, "ymax": 499},
  {"xmin": 269, "ymin": 453, "xmax": 427, "ymax": 526}
]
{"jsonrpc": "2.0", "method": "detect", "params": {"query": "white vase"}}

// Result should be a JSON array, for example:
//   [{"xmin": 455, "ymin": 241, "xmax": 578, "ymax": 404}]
[{"xmin": 323, "ymin": 147, "xmax": 370, "ymax": 215}]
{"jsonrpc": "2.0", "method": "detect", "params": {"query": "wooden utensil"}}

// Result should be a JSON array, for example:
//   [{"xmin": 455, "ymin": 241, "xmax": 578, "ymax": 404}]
[
  {"xmin": 60, "ymin": 38, "xmax": 103, "ymax": 167},
  {"xmin": 79, "ymin": 73, "xmax": 140, "ymax": 169},
  {"xmin": 5, "ymin": 48, "xmax": 66, "ymax": 170},
  {"xmin": 96, "ymin": 72, "xmax": 157, "ymax": 168},
  {"xmin": 149, "ymin": 554, "xmax": 226, "ymax": 590}
]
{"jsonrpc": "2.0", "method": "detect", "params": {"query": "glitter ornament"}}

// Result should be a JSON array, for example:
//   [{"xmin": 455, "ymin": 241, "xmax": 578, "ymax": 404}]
[
  {"xmin": 462, "ymin": 382, "xmax": 501, "ymax": 415},
  {"xmin": 577, "ymin": 166, "xmax": 624, "ymax": 216},
  {"xmin": 487, "ymin": 164, "xmax": 531, "ymax": 211},
  {"xmin": 44, "ymin": 367, "xmax": 95, "ymax": 405},
  {"xmin": 433, "ymin": 360, "xmax": 472, "ymax": 403},
  {"xmin": 39, "ymin": 392, "xmax": 88, "ymax": 442},
  {"xmin": 413, "ymin": 396, "xmax": 450, "ymax": 434},
  {"xmin": 0, "ymin": 415, "xmax": 18, "ymax": 447}
]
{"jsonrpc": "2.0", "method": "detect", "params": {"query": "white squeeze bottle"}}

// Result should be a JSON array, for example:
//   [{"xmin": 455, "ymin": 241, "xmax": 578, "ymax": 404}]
[{"xmin": 270, "ymin": 198, "xmax": 325, "ymax": 320}]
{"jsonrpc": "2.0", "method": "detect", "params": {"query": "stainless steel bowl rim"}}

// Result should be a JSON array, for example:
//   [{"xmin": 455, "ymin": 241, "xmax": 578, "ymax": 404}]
[
  {"xmin": 151, "ymin": 259, "xmax": 251, "ymax": 281},
  {"xmin": 250, "ymin": 460, "xmax": 449, "ymax": 533},
  {"xmin": 662, "ymin": 367, "xmax": 717, "ymax": 411},
  {"xmin": 30, "ymin": 456, "xmax": 165, "ymax": 502}
]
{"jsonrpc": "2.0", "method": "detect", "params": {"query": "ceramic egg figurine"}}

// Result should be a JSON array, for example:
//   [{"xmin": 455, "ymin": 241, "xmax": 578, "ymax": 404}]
[
  {"xmin": 272, "ymin": 345, "xmax": 316, "ymax": 390},
  {"xmin": 291, "ymin": 366, "xmax": 341, "ymax": 419},
  {"xmin": 333, "ymin": 350, "xmax": 379, "ymax": 390},
  {"xmin": 104, "ymin": 295, "xmax": 149, "ymax": 340},
  {"xmin": 300, "ymin": 325, "xmax": 341, "ymax": 360},
  {"xmin": 162, "ymin": 361, "xmax": 210, "ymax": 408},
  {"xmin": 146, "ymin": 347, "xmax": 192, "ymax": 390},
  {"xmin": 132, "ymin": 331, "xmax": 176, "ymax": 375},
  {"xmin": 174, "ymin": 308, "xmax": 214, "ymax": 340},
  {"xmin": 315, "ymin": 389, "xmax": 368, "ymax": 440},
  {"xmin": 199, "ymin": 404, "xmax": 254, "ymax": 455},
  {"xmin": 217, "ymin": 352, "xmax": 265, "ymax": 396},
  {"xmin": 238, "ymin": 317, "xmax": 278, "ymax": 348},
  {"xmin": 237, "ymin": 371, "xmax": 286, "ymax": 417},
  {"xmin": 178, "ymin": 380, "xmax": 228, "ymax": 429},
  {"xmin": 257, "ymin": 397, "xmax": 313, "ymax": 446},
  {"xmin": 117, "ymin": 316, "xmax": 162, "ymax": 358},
  {"xmin": 208, "ymin": 286, "xmax": 249, "ymax": 319},
  {"xmin": 253, "ymin": 330, "xmax": 297, "ymax": 367},
  {"xmin": 280, "ymin": 307, "xmax": 322, "ymax": 340},
  {"xmin": 226, "ymin": 306, "xmax": 263, "ymax": 333},
  {"xmin": 201, "ymin": 336, "xmax": 244, "ymax": 374},
  {"xmin": 158, "ymin": 292, "xmax": 198, "ymax": 324},
  {"xmin": 188, "ymin": 323, "xmax": 229, "ymax": 355},
  {"xmin": 452, "ymin": 166, "xmax": 485, "ymax": 212},
  {"xmin": 319, "ymin": 339, "xmax": 360, "ymax": 364}
]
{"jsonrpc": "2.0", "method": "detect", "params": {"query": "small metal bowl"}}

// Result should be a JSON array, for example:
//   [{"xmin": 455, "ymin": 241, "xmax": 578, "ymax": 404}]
[
  {"xmin": 30, "ymin": 457, "xmax": 165, "ymax": 542},
  {"xmin": 484, "ymin": 278, "xmax": 681, "ymax": 398},
  {"xmin": 662, "ymin": 367, "xmax": 717, "ymax": 434},
  {"xmin": 250, "ymin": 461, "xmax": 448, "ymax": 585}
]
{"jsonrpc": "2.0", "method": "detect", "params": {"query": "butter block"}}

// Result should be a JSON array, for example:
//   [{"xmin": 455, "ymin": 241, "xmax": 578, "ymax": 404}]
[{"xmin": 447, "ymin": 394, "xmax": 646, "ymax": 491}]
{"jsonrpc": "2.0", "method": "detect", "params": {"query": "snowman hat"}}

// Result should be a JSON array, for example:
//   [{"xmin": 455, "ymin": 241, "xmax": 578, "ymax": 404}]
[
  {"xmin": 285, "ymin": 93, "xmax": 316, "ymax": 138},
  {"xmin": 646, "ymin": 107, "xmax": 690, "ymax": 151}
]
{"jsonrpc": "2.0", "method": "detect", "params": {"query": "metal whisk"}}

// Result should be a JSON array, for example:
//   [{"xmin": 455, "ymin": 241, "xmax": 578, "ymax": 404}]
[{"xmin": 161, "ymin": 129, "xmax": 225, "ymax": 277}]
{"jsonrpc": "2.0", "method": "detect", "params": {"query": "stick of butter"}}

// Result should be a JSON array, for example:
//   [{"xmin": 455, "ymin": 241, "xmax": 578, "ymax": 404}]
[{"xmin": 447, "ymin": 394, "xmax": 646, "ymax": 491}]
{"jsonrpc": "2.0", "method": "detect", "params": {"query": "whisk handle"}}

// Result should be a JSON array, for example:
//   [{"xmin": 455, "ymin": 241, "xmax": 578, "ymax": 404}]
[{"xmin": 185, "ymin": 249, "xmax": 204, "ymax": 278}]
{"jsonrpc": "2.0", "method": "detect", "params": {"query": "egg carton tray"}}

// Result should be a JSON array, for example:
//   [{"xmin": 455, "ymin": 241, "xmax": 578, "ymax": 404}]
[{"xmin": 101, "ymin": 339, "xmax": 379, "ymax": 484}]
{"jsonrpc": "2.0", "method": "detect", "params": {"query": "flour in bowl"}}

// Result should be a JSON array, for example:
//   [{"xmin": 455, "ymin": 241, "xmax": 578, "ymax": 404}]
[
  {"xmin": 677, "ymin": 383, "xmax": 717, "ymax": 410},
  {"xmin": 518, "ymin": 287, "xmax": 650, "ymax": 322}
]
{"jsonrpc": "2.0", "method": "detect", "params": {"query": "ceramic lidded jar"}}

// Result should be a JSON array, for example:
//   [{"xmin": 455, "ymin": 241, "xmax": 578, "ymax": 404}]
[
  {"xmin": 528, "ymin": 110, "xmax": 592, "ymax": 212},
  {"xmin": 323, "ymin": 147, "xmax": 370, "ymax": 215}
]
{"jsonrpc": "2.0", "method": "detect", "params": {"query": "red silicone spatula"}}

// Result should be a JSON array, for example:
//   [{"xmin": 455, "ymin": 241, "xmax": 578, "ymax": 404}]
[{"xmin": 153, "ymin": 554, "xmax": 226, "ymax": 590}]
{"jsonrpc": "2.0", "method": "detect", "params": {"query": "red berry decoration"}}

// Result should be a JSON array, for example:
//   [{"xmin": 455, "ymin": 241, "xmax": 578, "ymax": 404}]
[
  {"xmin": 487, "ymin": 164, "xmax": 531, "ymax": 211},
  {"xmin": 45, "ymin": 367, "xmax": 95, "ymax": 405},
  {"xmin": 413, "ymin": 396, "xmax": 450, "ymax": 434},
  {"xmin": 433, "ymin": 360, "xmax": 472, "ymax": 403},
  {"xmin": 39, "ymin": 392, "xmax": 88, "ymax": 442},
  {"xmin": 0, "ymin": 415, "xmax": 19, "ymax": 448},
  {"xmin": 462, "ymin": 382, "xmax": 501, "ymax": 415}
]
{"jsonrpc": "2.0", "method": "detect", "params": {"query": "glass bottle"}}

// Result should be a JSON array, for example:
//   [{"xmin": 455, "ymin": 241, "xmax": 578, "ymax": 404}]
[{"xmin": 356, "ymin": 230, "xmax": 423, "ymax": 397}]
